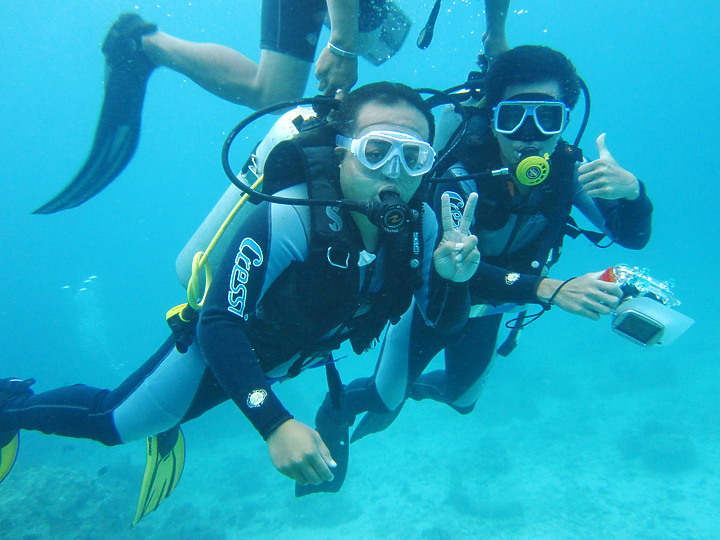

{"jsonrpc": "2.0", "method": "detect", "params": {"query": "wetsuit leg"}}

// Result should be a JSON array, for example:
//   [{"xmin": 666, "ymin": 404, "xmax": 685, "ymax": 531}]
[
  {"xmin": 343, "ymin": 303, "xmax": 444, "ymax": 416},
  {"xmin": 410, "ymin": 314, "xmax": 502, "ymax": 413},
  {"xmin": 346, "ymin": 303, "xmax": 450, "ymax": 443},
  {"xmin": 0, "ymin": 337, "xmax": 216, "ymax": 446},
  {"xmin": 260, "ymin": 0, "xmax": 326, "ymax": 62}
]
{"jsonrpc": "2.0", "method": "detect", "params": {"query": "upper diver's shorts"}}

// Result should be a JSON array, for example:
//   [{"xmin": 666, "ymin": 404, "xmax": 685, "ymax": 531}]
[{"xmin": 260, "ymin": 0, "xmax": 390, "ymax": 62}]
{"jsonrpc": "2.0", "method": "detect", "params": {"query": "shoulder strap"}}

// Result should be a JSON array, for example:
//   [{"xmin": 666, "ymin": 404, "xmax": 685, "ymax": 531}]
[{"xmin": 261, "ymin": 122, "xmax": 338, "ymax": 195}]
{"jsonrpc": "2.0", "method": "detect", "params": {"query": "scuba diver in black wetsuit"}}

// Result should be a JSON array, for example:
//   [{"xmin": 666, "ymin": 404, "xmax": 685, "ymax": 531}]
[
  {"xmin": 305, "ymin": 45, "xmax": 654, "ymax": 490},
  {"xmin": 0, "ymin": 82, "xmax": 480, "ymax": 523}
]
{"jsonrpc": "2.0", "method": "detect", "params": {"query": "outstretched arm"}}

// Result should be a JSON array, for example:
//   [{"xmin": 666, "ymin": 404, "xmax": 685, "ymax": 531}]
[
  {"xmin": 197, "ymin": 202, "xmax": 334, "ymax": 486},
  {"xmin": 315, "ymin": 0, "xmax": 360, "ymax": 94},
  {"xmin": 482, "ymin": 0, "xmax": 510, "ymax": 65}
]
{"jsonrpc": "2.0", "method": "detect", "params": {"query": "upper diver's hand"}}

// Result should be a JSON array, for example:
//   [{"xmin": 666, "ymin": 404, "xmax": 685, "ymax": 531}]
[
  {"xmin": 578, "ymin": 134, "xmax": 641, "ymax": 201},
  {"xmin": 267, "ymin": 419, "xmax": 336, "ymax": 485},
  {"xmin": 315, "ymin": 46, "xmax": 358, "ymax": 96},
  {"xmin": 433, "ymin": 192, "xmax": 480, "ymax": 282}
]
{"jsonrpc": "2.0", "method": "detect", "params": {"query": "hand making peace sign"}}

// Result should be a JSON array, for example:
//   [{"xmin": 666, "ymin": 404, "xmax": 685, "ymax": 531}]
[{"xmin": 433, "ymin": 192, "xmax": 481, "ymax": 282}]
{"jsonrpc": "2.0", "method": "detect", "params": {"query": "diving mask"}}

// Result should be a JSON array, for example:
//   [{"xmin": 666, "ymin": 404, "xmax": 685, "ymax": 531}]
[
  {"xmin": 336, "ymin": 130, "xmax": 436, "ymax": 178},
  {"xmin": 493, "ymin": 99, "xmax": 569, "ymax": 140}
]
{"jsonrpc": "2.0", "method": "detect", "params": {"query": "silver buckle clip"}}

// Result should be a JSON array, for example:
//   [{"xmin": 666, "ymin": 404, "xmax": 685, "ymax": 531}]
[{"xmin": 327, "ymin": 247, "xmax": 350, "ymax": 269}]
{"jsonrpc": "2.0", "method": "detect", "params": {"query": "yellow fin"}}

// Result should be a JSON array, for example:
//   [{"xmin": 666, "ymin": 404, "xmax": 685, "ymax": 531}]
[
  {"xmin": 0, "ymin": 432, "xmax": 19, "ymax": 483},
  {"xmin": 132, "ymin": 426, "xmax": 185, "ymax": 526}
]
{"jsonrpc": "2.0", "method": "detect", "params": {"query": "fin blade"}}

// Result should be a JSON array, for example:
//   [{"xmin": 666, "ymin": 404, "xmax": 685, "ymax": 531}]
[
  {"xmin": 295, "ymin": 400, "xmax": 350, "ymax": 497},
  {"xmin": 34, "ymin": 14, "xmax": 156, "ymax": 215},
  {"xmin": 294, "ymin": 427, "xmax": 348, "ymax": 497},
  {"xmin": 350, "ymin": 408, "xmax": 402, "ymax": 444},
  {"xmin": 0, "ymin": 432, "xmax": 19, "ymax": 483},
  {"xmin": 132, "ymin": 426, "xmax": 185, "ymax": 526}
]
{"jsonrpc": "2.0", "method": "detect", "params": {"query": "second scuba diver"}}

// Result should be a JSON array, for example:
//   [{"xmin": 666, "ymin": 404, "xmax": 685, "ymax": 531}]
[
  {"xmin": 302, "ymin": 45, "xmax": 654, "ymax": 493},
  {"xmin": 0, "ymin": 82, "xmax": 480, "ymax": 523}
]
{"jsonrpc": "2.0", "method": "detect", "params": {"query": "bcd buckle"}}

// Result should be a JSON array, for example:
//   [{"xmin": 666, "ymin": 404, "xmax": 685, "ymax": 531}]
[
  {"xmin": 326, "ymin": 247, "xmax": 350, "ymax": 269},
  {"xmin": 166, "ymin": 303, "xmax": 198, "ymax": 353}
]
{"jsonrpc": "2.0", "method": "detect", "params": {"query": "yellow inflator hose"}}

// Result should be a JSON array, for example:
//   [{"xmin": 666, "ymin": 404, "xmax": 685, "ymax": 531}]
[{"xmin": 185, "ymin": 176, "xmax": 264, "ymax": 309}]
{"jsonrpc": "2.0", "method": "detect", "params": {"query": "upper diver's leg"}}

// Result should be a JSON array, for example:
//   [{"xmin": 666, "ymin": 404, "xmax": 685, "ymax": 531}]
[
  {"xmin": 35, "ymin": 1, "xmax": 326, "ymax": 213},
  {"xmin": 141, "ymin": 36, "xmax": 312, "ymax": 109},
  {"xmin": 141, "ymin": 0, "xmax": 324, "ymax": 108}
]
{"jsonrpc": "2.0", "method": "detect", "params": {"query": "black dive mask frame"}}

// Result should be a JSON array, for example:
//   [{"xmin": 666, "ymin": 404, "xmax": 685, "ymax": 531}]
[{"xmin": 221, "ymin": 91, "xmax": 469, "ymax": 233}]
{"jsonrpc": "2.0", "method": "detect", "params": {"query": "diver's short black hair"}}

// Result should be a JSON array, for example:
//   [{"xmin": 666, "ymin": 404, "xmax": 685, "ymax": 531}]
[
  {"xmin": 335, "ymin": 82, "xmax": 436, "ymax": 143},
  {"xmin": 484, "ymin": 45, "xmax": 581, "ymax": 109}
]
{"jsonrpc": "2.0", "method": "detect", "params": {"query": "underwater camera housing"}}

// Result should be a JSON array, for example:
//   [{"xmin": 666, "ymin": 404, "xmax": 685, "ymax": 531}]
[{"xmin": 602, "ymin": 265, "xmax": 694, "ymax": 347}]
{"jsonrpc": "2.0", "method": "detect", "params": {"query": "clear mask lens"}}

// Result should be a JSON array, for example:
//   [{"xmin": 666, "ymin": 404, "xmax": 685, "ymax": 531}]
[
  {"xmin": 338, "ymin": 131, "xmax": 436, "ymax": 176},
  {"xmin": 363, "ymin": 139, "xmax": 393, "ymax": 165}
]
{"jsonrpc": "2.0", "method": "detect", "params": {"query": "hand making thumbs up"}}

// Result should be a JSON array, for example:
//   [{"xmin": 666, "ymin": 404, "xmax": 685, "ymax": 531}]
[{"xmin": 578, "ymin": 133, "xmax": 641, "ymax": 200}]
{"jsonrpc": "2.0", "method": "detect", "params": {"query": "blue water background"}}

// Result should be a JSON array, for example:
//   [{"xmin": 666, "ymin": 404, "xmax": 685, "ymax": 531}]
[{"xmin": 1, "ymin": 1, "xmax": 719, "ymax": 538}]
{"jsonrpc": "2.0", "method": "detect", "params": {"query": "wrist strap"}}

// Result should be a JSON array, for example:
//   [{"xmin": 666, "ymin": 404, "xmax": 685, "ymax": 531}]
[
  {"xmin": 328, "ymin": 42, "xmax": 358, "ymax": 59},
  {"xmin": 549, "ymin": 277, "xmax": 576, "ymax": 305}
]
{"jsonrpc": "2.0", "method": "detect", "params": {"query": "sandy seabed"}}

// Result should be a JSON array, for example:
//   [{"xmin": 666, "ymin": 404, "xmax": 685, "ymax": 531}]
[{"xmin": 2, "ymin": 343, "xmax": 717, "ymax": 540}]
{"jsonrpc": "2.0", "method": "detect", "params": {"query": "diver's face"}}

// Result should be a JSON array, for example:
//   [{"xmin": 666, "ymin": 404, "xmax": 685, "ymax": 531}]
[
  {"xmin": 494, "ymin": 80, "xmax": 564, "ymax": 168},
  {"xmin": 338, "ymin": 100, "xmax": 430, "ymax": 206}
]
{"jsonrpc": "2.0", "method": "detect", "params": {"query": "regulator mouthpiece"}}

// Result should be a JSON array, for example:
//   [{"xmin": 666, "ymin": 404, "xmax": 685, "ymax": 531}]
[
  {"xmin": 515, "ymin": 151, "xmax": 550, "ymax": 186},
  {"xmin": 366, "ymin": 191, "xmax": 417, "ymax": 234}
]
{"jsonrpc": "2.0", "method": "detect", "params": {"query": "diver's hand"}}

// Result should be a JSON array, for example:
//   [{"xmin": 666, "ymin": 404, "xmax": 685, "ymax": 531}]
[
  {"xmin": 433, "ymin": 192, "xmax": 480, "ymax": 282},
  {"xmin": 578, "ymin": 134, "xmax": 641, "ymax": 201},
  {"xmin": 315, "ymin": 47, "xmax": 358, "ymax": 95},
  {"xmin": 267, "ymin": 419, "xmax": 336, "ymax": 485},
  {"xmin": 537, "ymin": 271, "xmax": 623, "ymax": 320}
]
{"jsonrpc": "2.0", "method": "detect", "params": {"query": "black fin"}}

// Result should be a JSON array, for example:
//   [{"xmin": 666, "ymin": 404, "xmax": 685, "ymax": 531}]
[
  {"xmin": 295, "ymin": 395, "xmax": 351, "ymax": 497},
  {"xmin": 350, "ymin": 406, "xmax": 403, "ymax": 444},
  {"xmin": 34, "ymin": 13, "xmax": 157, "ymax": 214}
]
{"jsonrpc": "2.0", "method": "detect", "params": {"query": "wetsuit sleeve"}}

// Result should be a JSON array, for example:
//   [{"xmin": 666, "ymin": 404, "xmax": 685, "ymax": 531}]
[
  {"xmin": 573, "ymin": 176, "xmax": 653, "ymax": 250},
  {"xmin": 467, "ymin": 263, "xmax": 543, "ymax": 305},
  {"xmin": 414, "ymin": 202, "xmax": 471, "ymax": 334},
  {"xmin": 196, "ymin": 200, "xmax": 308, "ymax": 440}
]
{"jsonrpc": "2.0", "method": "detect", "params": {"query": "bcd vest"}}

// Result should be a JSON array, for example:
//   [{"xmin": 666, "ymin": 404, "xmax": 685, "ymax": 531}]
[
  {"xmin": 441, "ymin": 107, "xmax": 582, "ymax": 276},
  {"xmin": 244, "ymin": 121, "xmax": 424, "ymax": 375}
]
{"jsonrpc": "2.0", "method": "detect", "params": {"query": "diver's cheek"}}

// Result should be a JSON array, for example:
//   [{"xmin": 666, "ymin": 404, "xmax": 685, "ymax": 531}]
[{"xmin": 341, "ymin": 163, "xmax": 374, "ymax": 201}]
